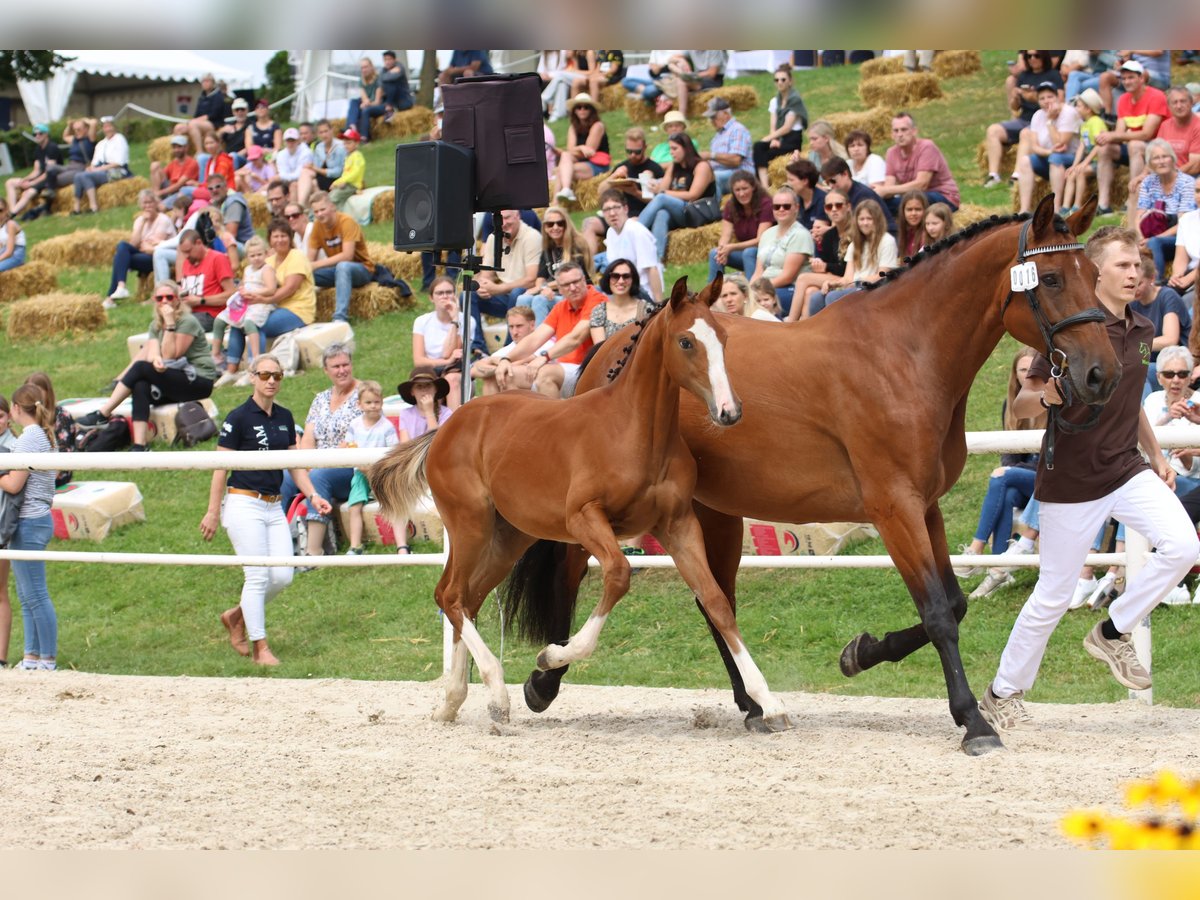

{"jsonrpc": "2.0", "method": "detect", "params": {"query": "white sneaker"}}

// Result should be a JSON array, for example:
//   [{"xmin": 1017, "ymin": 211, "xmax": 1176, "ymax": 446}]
[
  {"xmin": 952, "ymin": 545, "xmax": 983, "ymax": 578},
  {"xmin": 1086, "ymin": 572, "xmax": 1119, "ymax": 610},
  {"xmin": 108, "ymin": 284, "xmax": 130, "ymax": 300},
  {"xmin": 213, "ymin": 371, "xmax": 240, "ymax": 388},
  {"xmin": 1161, "ymin": 584, "xmax": 1191, "ymax": 606},
  {"xmin": 994, "ymin": 539, "xmax": 1034, "ymax": 569},
  {"xmin": 969, "ymin": 570, "xmax": 1014, "ymax": 599},
  {"xmin": 101, "ymin": 297, "xmax": 118, "ymax": 310},
  {"xmin": 555, "ymin": 187, "xmax": 576, "ymax": 203},
  {"xmin": 1069, "ymin": 576, "xmax": 1099, "ymax": 610}
]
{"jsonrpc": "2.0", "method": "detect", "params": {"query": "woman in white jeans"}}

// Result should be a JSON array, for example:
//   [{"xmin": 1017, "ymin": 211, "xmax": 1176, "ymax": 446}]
[{"xmin": 199, "ymin": 353, "xmax": 330, "ymax": 666}]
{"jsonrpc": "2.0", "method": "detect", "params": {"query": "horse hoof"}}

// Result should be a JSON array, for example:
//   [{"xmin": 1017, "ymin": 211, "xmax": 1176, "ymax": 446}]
[
  {"xmin": 523, "ymin": 677, "xmax": 553, "ymax": 713},
  {"xmin": 488, "ymin": 704, "xmax": 510, "ymax": 725},
  {"xmin": 431, "ymin": 707, "xmax": 457, "ymax": 724},
  {"xmin": 839, "ymin": 633, "xmax": 872, "ymax": 677},
  {"xmin": 535, "ymin": 648, "xmax": 554, "ymax": 671},
  {"xmin": 743, "ymin": 713, "xmax": 773, "ymax": 734},
  {"xmin": 762, "ymin": 713, "xmax": 795, "ymax": 733},
  {"xmin": 961, "ymin": 733, "xmax": 1006, "ymax": 756}
]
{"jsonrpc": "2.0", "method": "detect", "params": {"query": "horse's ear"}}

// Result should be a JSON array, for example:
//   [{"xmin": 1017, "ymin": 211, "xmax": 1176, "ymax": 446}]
[
  {"xmin": 1031, "ymin": 193, "xmax": 1057, "ymax": 239},
  {"xmin": 669, "ymin": 276, "xmax": 689, "ymax": 311},
  {"xmin": 703, "ymin": 272, "xmax": 724, "ymax": 309},
  {"xmin": 1068, "ymin": 195, "xmax": 1098, "ymax": 238}
]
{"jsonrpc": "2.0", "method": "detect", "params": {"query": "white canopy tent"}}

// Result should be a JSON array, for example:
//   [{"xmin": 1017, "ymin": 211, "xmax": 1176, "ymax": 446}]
[{"xmin": 17, "ymin": 50, "xmax": 260, "ymax": 124}]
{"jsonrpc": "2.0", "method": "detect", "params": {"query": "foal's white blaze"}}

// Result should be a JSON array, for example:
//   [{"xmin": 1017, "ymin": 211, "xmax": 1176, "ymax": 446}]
[{"xmin": 688, "ymin": 319, "xmax": 737, "ymax": 418}]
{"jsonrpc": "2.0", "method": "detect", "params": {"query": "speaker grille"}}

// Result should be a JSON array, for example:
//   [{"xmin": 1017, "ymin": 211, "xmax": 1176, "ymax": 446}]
[{"xmin": 401, "ymin": 183, "xmax": 433, "ymax": 233}]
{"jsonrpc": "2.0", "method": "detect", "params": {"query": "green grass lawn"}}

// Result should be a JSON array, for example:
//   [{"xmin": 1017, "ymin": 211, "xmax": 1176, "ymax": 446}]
[{"xmin": 5, "ymin": 51, "xmax": 1194, "ymax": 711}]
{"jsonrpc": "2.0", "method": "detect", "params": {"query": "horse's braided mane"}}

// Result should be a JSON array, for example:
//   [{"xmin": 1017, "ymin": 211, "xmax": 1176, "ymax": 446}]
[
  {"xmin": 860, "ymin": 211, "xmax": 1073, "ymax": 292},
  {"xmin": 604, "ymin": 299, "xmax": 669, "ymax": 382}
]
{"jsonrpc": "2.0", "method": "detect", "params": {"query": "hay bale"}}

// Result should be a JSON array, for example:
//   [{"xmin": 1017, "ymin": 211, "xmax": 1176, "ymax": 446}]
[
  {"xmin": 246, "ymin": 192, "xmax": 269, "ymax": 230},
  {"xmin": 372, "ymin": 189, "xmax": 395, "ymax": 223},
  {"xmin": 599, "ymin": 84, "xmax": 626, "ymax": 112},
  {"xmin": 29, "ymin": 228, "xmax": 127, "ymax": 267},
  {"xmin": 315, "ymin": 283, "xmax": 404, "ymax": 322},
  {"xmin": 664, "ymin": 222, "xmax": 722, "ymax": 265},
  {"xmin": 951, "ymin": 203, "xmax": 1000, "ymax": 230},
  {"xmin": 369, "ymin": 106, "xmax": 436, "ymax": 141},
  {"xmin": 147, "ymin": 135, "xmax": 173, "ymax": 164},
  {"xmin": 0, "ymin": 260, "xmax": 58, "ymax": 303},
  {"xmin": 859, "ymin": 72, "xmax": 943, "ymax": 110},
  {"xmin": 367, "ymin": 243, "xmax": 423, "ymax": 282},
  {"xmin": 766, "ymin": 155, "xmax": 790, "ymax": 190},
  {"xmin": 859, "ymin": 57, "xmax": 905, "ymax": 81},
  {"xmin": 691, "ymin": 84, "xmax": 759, "ymax": 116},
  {"xmin": 574, "ymin": 174, "xmax": 606, "ymax": 211},
  {"xmin": 825, "ymin": 106, "xmax": 893, "ymax": 149},
  {"xmin": 932, "ymin": 50, "xmax": 981, "ymax": 80},
  {"xmin": 6, "ymin": 292, "xmax": 106, "ymax": 341},
  {"xmin": 1010, "ymin": 177, "xmax": 1054, "ymax": 212},
  {"xmin": 975, "ymin": 140, "xmax": 1017, "ymax": 178},
  {"xmin": 51, "ymin": 176, "xmax": 151, "ymax": 214},
  {"xmin": 624, "ymin": 96, "xmax": 659, "ymax": 124}
]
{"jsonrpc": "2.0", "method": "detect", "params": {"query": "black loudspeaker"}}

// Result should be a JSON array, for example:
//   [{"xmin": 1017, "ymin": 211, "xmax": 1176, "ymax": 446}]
[
  {"xmin": 442, "ymin": 73, "xmax": 549, "ymax": 212},
  {"xmin": 392, "ymin": 141, "xmax": 475, "ymax": 251}
]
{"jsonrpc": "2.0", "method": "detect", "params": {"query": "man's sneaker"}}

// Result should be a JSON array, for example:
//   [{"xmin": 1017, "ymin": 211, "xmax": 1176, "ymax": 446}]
[
  {"xmin": 345, "ymin": 546, "xmax": 364, "ymax": 555},
  {"xmin": 994, "ymin": 538, "xmax": 1034, "ymax": 569},
  {"xmin": 969, "ymin": 570, "xmax": 1014, "ymax": 599},
  {"xmin": 983, "ymin": 173, "xmax": 1002, "ymax": 188},
  {"xmin": 108, "ymin": 284, "xmax": 130, "ymax": 301},
  {"xmin": 1069, "ymin": 575, "xmax": 1099, "ymax": 610},
  {"xmin": 213, "ymin": 370, "xmax": 240, "ymax": 388},
  {"xmin": 978, "ymin": 683, "xmax": 1031, "ymax": 731},
  {"xmin": 1083, "ymin": 621, "xmax": 1151, "ymax": 690},
  {"xmin": 952, "ymin": 545, "xmax": 983, "ymax": 577},
  {"xmin": 74, "ymin": 409, "xmax": 109, "ymax": 427},
  {"xmin": 1161, "ymin": 583, "xmax": 1191, "ymax": 607},
  {"xmin": 1086, "ymin": 572, "xmax": 1120, "ymax": 610},
  {"xmin": 1097, "ymin": 205, "xmax": 1114, "ymax": 216}
]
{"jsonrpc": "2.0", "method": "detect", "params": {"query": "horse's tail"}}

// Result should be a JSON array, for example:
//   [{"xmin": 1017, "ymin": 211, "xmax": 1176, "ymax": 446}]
[
  {"xmin": 501, "ymin": 540, "xmax": 580, "ymax": 646},
  {"xmin": 368, "ymin": 429, "xmax": 438, "ymax": 525}
]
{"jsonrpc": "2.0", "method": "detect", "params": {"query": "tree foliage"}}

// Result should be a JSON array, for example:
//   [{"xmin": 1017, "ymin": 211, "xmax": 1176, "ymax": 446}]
[
  {"xmin": 264, "ymin": 50, "xmax": 294, "ymax": 107},
  {"xmin": 0, "ymin": 51, "xmax": 73, "ymax": 89}
]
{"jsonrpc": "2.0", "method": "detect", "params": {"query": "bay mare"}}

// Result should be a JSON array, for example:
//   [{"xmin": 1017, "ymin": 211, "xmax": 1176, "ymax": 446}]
[
  {"xmin": 519, "ymin": 196, "xmax": 1120, "ymax": 755},
  {"xmin": 370, "ymin": 278, "xmax": 794, "ymax": 731}
]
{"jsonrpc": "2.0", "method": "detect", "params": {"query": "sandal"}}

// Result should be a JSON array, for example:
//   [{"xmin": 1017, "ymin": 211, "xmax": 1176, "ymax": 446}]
[{"xmin": 396, "ymin": 544, "xmax": 411, "ymax": 555}]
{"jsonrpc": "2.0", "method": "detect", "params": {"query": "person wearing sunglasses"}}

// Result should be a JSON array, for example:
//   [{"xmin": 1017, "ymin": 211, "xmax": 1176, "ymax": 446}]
[
  {"xmin": 752, "ymin": 65, "xmax": 808, "ymax": 190},
  {"xmin": 708, "ymin": 170, "xmax": 772, "ymax": 282},
  {"xmin": 747, "ymin": 187, "xmax": 812, "ymax": 317},
  {"xmin": 530, "ymin": 205, "xmax": 594, "ymax": 324},
  {"xmin": 582, "ymin": 128, "xmax": 666, "ymax": 258},
  {"xmin": 787, "ymin": 189, "xmax": 852, "ymax": 322},
  {"xmin": 1142, "ymin": 345, "xmax": 1200, "ymax": 498},
  {"xmin": 74, "ymin": 280, "xmax": 217, "ymax": 450},
  {"xmin": 819, "ymin": 156, "xmax": 897, "ymax": 236},
  {"xmin": 200, "ymin": 353, "xmax": 330, "ymax": 666}
]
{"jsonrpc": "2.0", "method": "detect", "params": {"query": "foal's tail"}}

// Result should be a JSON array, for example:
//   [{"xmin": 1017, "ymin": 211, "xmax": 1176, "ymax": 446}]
[
  {"xmin": 501, "ymin": 541, "xmax": 580, "ymax": 645},
  {"xmin": 368, "ymin": 429, "xmax": 438, "ymax": 525}
]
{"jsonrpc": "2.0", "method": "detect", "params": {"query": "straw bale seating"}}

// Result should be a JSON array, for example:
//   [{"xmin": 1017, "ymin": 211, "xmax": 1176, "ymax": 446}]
[
  {"xmin": 329, "ymin": 107, "xmax": 435, "ymax": 141},
  {"xmin": 6, "ymin": 292, "xmax": 106, "ymax": 341},
  {"xmin": 50, "ymin": 176, "xmax": 151, "ymax": 215},
  {"xmin": 976, "ymin": 141, "xmax": 1017, "ymax": 178},
  {"xmin": 625, "ymin": 83, "xmax": 760, "ymax": 124},
  {"xmin": 825, "ymin": 106, "xmax": 894, "ymax": 149},
  {"xmin": 859, "ymin": 72, "xmax": 943, "ymax": 109},
  {"xmin": 147, "ymin": 135, "xmax": 173, "ymax": 165},
  {"xmin": 933, "ymin": 51, "xmax": 982, "ymax": 79},
  {"xmin": 367, "ymin": 243, "xmax": 423, "ymax": 282},
  {"xmin": 664, "ymin": 223, "xmax": 722, "ymax": 265},
  {"xmin": 29, "ymin": 229, "xmax": 126, "ymax": 268},
  {"xmin": 315, "ymin": 283, "xmax": 416, "ymax": 322},
  {"xmin": 0, "ymin": 260, "xmax": 58, "ymax": 303},
  {"xmin": 600, "ymin": 84, "xmax": 627, "ymax": 112},
  {"xmin": 371, "ymin": 189, "xmax": 395, "ymax": 223},
  {"xmin": 859, "ymin": 57, "xmax": 905, "ymax": 81}
]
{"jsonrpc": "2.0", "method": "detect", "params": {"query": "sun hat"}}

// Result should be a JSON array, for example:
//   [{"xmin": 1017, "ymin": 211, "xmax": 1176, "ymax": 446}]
[
  {"xmin": 1077, "ymin": 88, "xmax": 1105, "ymax": 114},
  {"xmin": 662, "ymin": 110, "xmax": 688, "ymax": 128},
  {"xmin": 397, "ymin": 366, "xmax": 450, "ymax": 405},
  {"xmin": 567, "ymin": 93, "xmax": 597, "ymax": 113},
  {"xmin": 246, "ymin": 144, "xmax": 265, "ymax": 161},
  {"xmin": 283, "ymin": 127, "xmax": 300, "ymax": 141}
]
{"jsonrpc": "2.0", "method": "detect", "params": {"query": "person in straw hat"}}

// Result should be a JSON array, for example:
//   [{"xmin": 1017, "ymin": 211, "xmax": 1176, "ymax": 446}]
[
  {"xmin": 395, "ymin": 366, "xmax": 452, "ymax": 441},
  {"xmin": 553, "ymin": 92, "xmax": 610, "ymax": 204}
]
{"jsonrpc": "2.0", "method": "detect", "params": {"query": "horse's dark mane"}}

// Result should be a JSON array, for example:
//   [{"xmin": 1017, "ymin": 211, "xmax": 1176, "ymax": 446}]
[
  {"xmin": 602, "ymin": 299, "xmax": 669, "ymax": 382},
  {"xmin": 860, "ymin": 211, "xmax": 1073, "ymax": 292}
]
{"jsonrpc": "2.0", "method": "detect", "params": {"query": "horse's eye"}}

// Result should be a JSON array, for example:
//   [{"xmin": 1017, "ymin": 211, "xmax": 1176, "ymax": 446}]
[
  {"xmin": 678, "ymin": 337, "xmax": 694, "ymax": 351},
  {"xmin": 1041, "ymin": 273, "xmax": 1059, "ymax": 288}
]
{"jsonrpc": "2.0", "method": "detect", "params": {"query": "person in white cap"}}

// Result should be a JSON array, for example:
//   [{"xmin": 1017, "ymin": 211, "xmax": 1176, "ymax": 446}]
[
  {"xmin": 4, "ymin": 124, "xmax": 61, "ymax": 218},
  {"xmin": 218, "ymin": 97, "xmax": 251, "ymax": 167},
  {"xmin": 71, "ymin": 116, "xmax": 130, "ymax": 215},
  {"xmin": 275, "ymin": 127, "xmax": 313, "ymax": 200},
  {"xmin": 1094, "ymin": 60, "xmax": 1169, "ymax": 214},
  {"xmin": 150, "ymin": 134, "xmax": 199, "ymax": 205}
]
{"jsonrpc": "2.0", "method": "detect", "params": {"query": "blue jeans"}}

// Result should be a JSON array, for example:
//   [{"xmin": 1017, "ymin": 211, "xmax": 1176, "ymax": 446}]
[
  {"xmin": 109, "ymin": 240, "xmax": 154, "ymax": 295},
  {"xmin": 383, "ymin": 81, "xmax": 414, "ymax": 111},
  {"xmin": 1146, "ymin": 234, "xmax": 1177, "ymax": 282},
  {"xmin": 313, "ymin": 262, "xmax": 372, "ymax": 322},
  {"xmin": 638, "ymin": 193, "xmax": 688, "ymax": 260},
  {"xmin": 280, "ymin": 467, "xmax": 355, "ymax": 525},
  {"xmin": 973, "ymin": 466, "xmax": 1036, "ymax": 552},
  {"xmin": 11, "ymin": 514, "xmax": 56, "ymax": 659},
  {"xmin": 532, "ymin": 293, "xmax": 561, "ymax": 325},
  {"xmin": 347, "ymin": 99, "xmax": 387, "ymax": 141},
  {"xmin": 808, "ymin": 284, "xmax": 858, "ymax": 316},
  {"xmin": 0, "ymin": 244, "xmax": 25, "ymax": 273},
  {"xmin": 1065, "ymin": 70, "xmax": 1101, "ymax": 102},
  {"xmin": 226, "ymin": 307, "xmax": 307, "ymax": 366},
  {"xmin": 621, "ymin": 75, "xmax": 661, "ymax": 101},
  {"xmin": 472, "ymin": 287, "xmax": 525, "ymax": 320},
  {"xmin": 707, "ymin": 247, "xmax": 758, "ymax": 282},
  {"xmin": 421, "ymin": 250, "xmax": 461, "ymax": 292}
]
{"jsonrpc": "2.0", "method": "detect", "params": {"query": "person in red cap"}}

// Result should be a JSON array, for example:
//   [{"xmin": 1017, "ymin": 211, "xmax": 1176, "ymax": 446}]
[{"xmin": 328, "ymin": 127, "xmax": 366, "ymax": 208}]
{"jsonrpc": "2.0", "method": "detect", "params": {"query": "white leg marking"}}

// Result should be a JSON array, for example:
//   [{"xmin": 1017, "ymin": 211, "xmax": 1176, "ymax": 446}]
[
  {"xmin": 688, "ymin": 319, "xmax": 737, "ymax": 419},
  {"xmin": 459, "ymin": 618, "xmax": 510, "ymax": 721},
  {"xmin": 542, "ymin": 614, "xmax": 608, "ymax": 668},
  {"xmin": 730, "ymin": 646, "xmax": 789, "ymax": 724},
  {"xmin": 433, "ymin": 638, "xmax": 471, "ymax": 722}
]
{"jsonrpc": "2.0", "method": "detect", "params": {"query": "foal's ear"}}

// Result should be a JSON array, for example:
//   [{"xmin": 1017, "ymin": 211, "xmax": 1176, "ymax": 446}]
[
  {"xmin": 1068, "ymin": 195, "xmax": 1098, "ymax": 237},
  {"xmin": 669, "ymin": 275, "xmax": 690, "ymax": 311},
  {"xmin": 1031, "ymin": 193, "xmax": 1057, "ymax": 240}
]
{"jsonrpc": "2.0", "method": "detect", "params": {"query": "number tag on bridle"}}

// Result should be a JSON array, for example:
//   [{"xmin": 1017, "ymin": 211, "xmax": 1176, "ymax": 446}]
[{"xmin": 1010, "ymin": 261, "xmax": 1039, "ymax": 292}]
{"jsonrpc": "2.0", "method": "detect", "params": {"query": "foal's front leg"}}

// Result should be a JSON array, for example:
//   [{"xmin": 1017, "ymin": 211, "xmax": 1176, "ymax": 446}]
[
  {"xmin": 659, "ymin": 512, "xmax": 792, "ymax": 733},
  {"xmin": 537, "ymin": 505, "xmax": 630, "ymax": 671}
]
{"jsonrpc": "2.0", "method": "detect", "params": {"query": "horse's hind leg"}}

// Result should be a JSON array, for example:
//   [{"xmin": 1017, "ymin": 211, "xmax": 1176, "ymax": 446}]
[
  {"xmin": 523, "ymin": 543, "xmax": 589, "ymax": 713},
  {"xmin": 659, "ymin": 513, "xmax": 791, "ymax": 733},
  {"xmin": 537, "ymin": 505, "xmax": 629, "ymax": 671},
  {"xmin": 434, "ymin": 632, "xmax": 471, "ymax": 723},
  {"xmin": 840, "ymin": 502, "xmax": 967, "ymax": 675}
]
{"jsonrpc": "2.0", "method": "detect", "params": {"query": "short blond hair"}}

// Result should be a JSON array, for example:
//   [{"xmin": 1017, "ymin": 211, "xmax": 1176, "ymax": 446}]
[
  {"xmin": 1085, "ymin": 225, "xmax": 1139, "ymax": 267},
  {"xmin": 357, "ymin": 379, "xmax": 383, "ymax": 401},
  {"xmin": 244, "ymin": 235, "xmax": 267, "ymax": 255}
]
